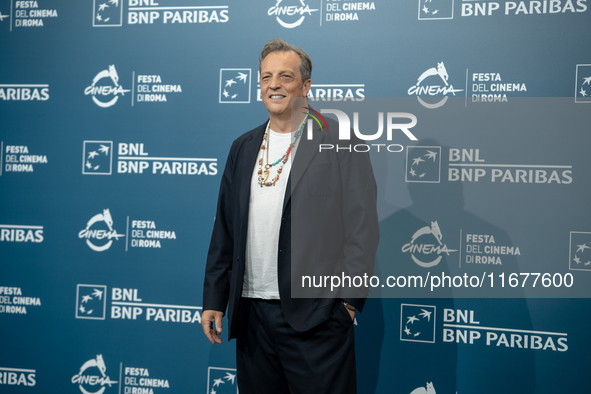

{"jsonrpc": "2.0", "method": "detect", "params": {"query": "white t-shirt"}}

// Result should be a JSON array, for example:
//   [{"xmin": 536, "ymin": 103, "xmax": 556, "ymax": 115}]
[{"xmin": 242, "ymin": 128, "xmax": 295, "ymax": 299}]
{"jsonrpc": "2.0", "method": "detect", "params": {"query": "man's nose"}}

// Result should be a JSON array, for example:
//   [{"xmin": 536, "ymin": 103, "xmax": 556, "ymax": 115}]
[{"xmin": 269, "ymin": 75, "xmax": 281, "ymax": 89}]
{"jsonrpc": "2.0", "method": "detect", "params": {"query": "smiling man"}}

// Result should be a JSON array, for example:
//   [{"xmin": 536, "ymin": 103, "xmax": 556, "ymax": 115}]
[
  {"xmin": 261, "ymin": 48, "xmax": 310, "ymax": 133},
  {"xmin": 201, "ymin": 39, "xmax": 379, "ymax": 394}
]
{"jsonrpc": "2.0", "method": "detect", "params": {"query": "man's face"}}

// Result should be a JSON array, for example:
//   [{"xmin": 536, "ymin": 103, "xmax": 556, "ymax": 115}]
[{"xmin": 260, "ymin": 51, "xmax": 311, "ymax": 120}]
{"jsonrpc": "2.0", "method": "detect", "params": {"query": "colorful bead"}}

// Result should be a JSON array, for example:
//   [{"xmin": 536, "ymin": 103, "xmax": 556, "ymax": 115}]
[{"xmin": 258, "ymin": 115, "xmax": 307, "ymax": 187}]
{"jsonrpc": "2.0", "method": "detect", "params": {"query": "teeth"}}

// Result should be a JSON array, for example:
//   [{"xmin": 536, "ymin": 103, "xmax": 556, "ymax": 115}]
[{"xmin": 271, "ymin": 95, "xmax": 284, "ymax": 99}]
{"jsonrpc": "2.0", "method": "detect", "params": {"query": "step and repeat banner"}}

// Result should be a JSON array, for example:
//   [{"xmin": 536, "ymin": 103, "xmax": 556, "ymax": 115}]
[{"xmin": 1, "ymin": 1, "xmax": 590, "ymax": 393}]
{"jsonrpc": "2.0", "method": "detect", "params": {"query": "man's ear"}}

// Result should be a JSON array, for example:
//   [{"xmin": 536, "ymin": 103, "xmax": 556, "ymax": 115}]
[{"xmin": 302, "ymin": 79, "xmax": 312, "ymax": 97}]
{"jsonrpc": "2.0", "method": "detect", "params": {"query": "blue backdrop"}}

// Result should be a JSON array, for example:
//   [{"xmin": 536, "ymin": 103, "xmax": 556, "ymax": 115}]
[{"xmin": 1, "ymin": 1, "xmax": 590, "ymax": 393}]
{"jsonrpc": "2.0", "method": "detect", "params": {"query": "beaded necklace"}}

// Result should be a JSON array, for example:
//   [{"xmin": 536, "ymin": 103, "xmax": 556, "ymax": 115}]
[{"xmin": 258, "ymin": 116, "xmax": 307, "ymax": 187}]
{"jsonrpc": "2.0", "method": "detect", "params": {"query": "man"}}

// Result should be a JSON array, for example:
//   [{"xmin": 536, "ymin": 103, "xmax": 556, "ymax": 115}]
[{"xmin": 201, "ymin": 39, "xmax": 378, "ymax": 393}]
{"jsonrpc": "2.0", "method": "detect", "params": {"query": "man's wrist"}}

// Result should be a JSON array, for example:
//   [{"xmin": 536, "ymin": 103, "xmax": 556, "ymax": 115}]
[{"xmin": 341, "ymin": 300, "xmax": 356, "ymax": 312}]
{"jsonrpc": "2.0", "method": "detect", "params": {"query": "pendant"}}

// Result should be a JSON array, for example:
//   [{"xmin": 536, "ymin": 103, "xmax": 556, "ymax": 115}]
[{"xmin": 263, "ymin": 169, "xmax": 269, "ymax": 182}]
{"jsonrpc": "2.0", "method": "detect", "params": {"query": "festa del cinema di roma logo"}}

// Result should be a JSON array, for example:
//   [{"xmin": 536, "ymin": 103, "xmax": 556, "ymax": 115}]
[
  {"xmin": 78, "ymin": 209, "xmax": 125, "ymax": 252},
  {"xmin": 84, "ymin": 65, "xmax": 130, "ymax": 108},
  {"xmin": 72, "ymin": 354, "xmax": 119, "ymax": 394},
  {"xmin": 408, "ymin": 62, "xmax": 463, "ymax": 109},
  {"xmin": 268, "ymin": 0, "xmax": 318, "ymax": 28},
  {"xmin": 71, "ymin": 355, "xmax": 118, "ymax": 394},
  {"xmin": 402, "ymin": 221, "xmax": 457, "ymax": 267}
]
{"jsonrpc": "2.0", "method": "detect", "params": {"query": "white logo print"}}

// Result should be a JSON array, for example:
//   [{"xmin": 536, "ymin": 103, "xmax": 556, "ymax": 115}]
[
  {"xmin": 579, "ymin": 75, "xmax": 591, "ymax": 97},
  {"xmin": 572, "ymin": 242, "xmax": 591, "ymax": 266},
  {"xmin": 410, "ymin": 381, "xmax": 437, "ymax": 394},
  {"xmin": 402, "ymin": 221, "xmax": 457, "ymax": 267},
  {"xmin": 406, "ymin": 146, "xmax": 441, "ymax": 183},
  {"xmin": 219, "ymin": 69, "xmax": 251, "ymax": 103},
  {"xmin": 76, "ymin": 285, "xmax": 107, "ymax": 320},
  {"xmin": 268, "ymin": 0, "xmax": 318, "ymax": 28},
  {"xmin": 78, "ymin": 209, "xmax": 125, "ymax": 252},
  {"xmin": 207, "ymin": 367, "xmax": 237, "ymax": 394},
  {"xmin": 575, "ymin": 64, "xmax": 591, "ymax": 103},
  {"xmin": 84, "ymin": 65, "xmax": 130, "ymax": 108},
  {"xmin": 93, "ymin": 0, "xmax": 122, "ymax": 27},
  {"xmin": 71, "ymin": 355, "xmax": 118, "ymax": 394},
  {"xmin": 418, "ymin": 0, "xmax": 454, "ymax": 20},
  {"xmin": 83, "ymin": 141, "xmax": 113, "ymax": 175},
  {"xmin": 408, "ymin": 62, "xmax": 463, "ymax": 108},
  {"xmin": 569, "ymin": 231, "xmax": 591, "ymax": 271},
  {"xmin": 400, "ymin": 304, "xmax": 436, "ymax": 343}
]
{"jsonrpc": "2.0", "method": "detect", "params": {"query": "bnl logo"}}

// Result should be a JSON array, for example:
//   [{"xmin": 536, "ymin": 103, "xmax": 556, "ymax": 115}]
[
  {"xmin": 219, "ymin": 69, "xmax": 251, "ymax": 103},
  {"xmin": 93, "ymin": 0, "xmax": 123, "ymax": 27},
  {"xmin": 575, "ymin": 64, "xmax": 591, "ymax": 103},
  {"xmin": 207, "ymin": 367, "xmax": 237, "ymax": 394},
  {"xmin": 400, "ymin": 304, "xmax": 436, "ymax": 343},
  {"xmin": 569, "ymin": 231, "xmax": 591, "ymax": 271},
  {"xmin": 418, "ymin": 0, "xmax": 454, "ymax": 20},
  {"xmin": 76, "ymin": 284, "xmax": 107, "ymax": 320},
  {"xmin": 82, "ymin": 141, "xmax": 113, "ymax": 175},
  {"xmin": 406, "ymin": 146, "xmax": 441, "ymax": 183}
]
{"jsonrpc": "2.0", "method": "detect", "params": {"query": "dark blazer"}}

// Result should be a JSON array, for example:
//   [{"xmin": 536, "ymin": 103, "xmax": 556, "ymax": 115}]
[{"xmin": 203, "ymin": 115, "xmax": 379, "ymax": 340}]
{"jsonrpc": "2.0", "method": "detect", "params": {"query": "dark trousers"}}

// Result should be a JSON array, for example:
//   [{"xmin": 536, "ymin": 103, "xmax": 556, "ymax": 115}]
[{"xmin": 236, "ymin": 298, "xmax": 357, "ymax": 394}]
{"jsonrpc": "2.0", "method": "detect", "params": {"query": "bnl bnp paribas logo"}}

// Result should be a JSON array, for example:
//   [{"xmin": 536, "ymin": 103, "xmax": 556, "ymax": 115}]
[
  {"xmin": 268, "ymin": 0, "xmax": 319, "ymax": 28},
  {"xmin": 402, "ymin": 304, "xmax": 568, "ymax": 352},
  {"xmin": 400, "ymin": 304, "xmax": 436, "ymax": 343},
  {"xmin": 575, "ymin": 64, "xmax": 591, "ymax": 103},
  {"xmin": 219, "ymin": 69, "xmax": 252, "ymax": 103},
  {"xmin": 78, "ymin": 209, "xmax": 125, "ymax": 252},
  {"xmin": 408, "ymin": 62, "xmax": 463, "ymax": 108},
  {"xmin": 93, "ymin": 0, "xmax": 123, "ymax": 27},
  {"xmin": 93, "ymin": 0, "xmax": 229, "ymax": 26},
  {"xmin": 207, "ymin": 367, "xmax": 237, "ymax": 394},
  {"xmin": 419, "ymin": 0, "xmax": 588, "ymax": 19},
  {"xmin": 84, "ymin": 65, "xmax": 130, "ymax": 108},
  {"xmin": 76, "ymin": 285, "xmax": 107, "ymax": 320},
  {"xmin": 418, "ymin": 0, "xmax": 454, "ymax": 20},
  {"xmin": 82, "ymin": 141, "xmax": 113, "ymax": 175},
  {"xmin": 569, "ymin": 231, "xmax": 591, "ymax": 271},
  {"xmin": 71, "ymin": 355, "xmax": 118, "ymax": 394},
  {"xmin": 406, "ymin": 146, "xmax": 442, "ymax": 183}
]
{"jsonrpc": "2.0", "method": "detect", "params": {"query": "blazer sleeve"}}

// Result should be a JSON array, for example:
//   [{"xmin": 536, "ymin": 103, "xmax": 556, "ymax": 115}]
[
  {"xmin": 202, "ymin": 139, "xmax": 239, "ymax": 313},
  {"xmin": 337, "ymin": 134, "xmax": 380, "ymax": 312}
]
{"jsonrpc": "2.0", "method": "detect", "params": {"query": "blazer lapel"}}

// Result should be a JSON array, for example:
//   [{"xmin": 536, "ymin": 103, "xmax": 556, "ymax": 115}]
[
  {"xmin": 283, "ymin": 118, "xmax": 324, "ymax": 211},
  {"xmin": 239, "ymin": 121, "xmax": 268, "ymax": 224}
]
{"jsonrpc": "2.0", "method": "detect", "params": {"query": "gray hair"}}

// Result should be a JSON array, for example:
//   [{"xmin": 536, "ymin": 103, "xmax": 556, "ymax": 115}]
[{"xmin": 259, "ymin": 39, "xmax": 312, "ymax": 83}]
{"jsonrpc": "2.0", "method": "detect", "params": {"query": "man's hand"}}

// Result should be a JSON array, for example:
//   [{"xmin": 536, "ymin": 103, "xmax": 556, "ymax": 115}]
[
  {"xmin": 201, "ymin": 310, "xmax": 224, "ymax": 344},
  {"xmin": 341, "ymin": 301, "xmax": 356, "ymax": 321}
]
